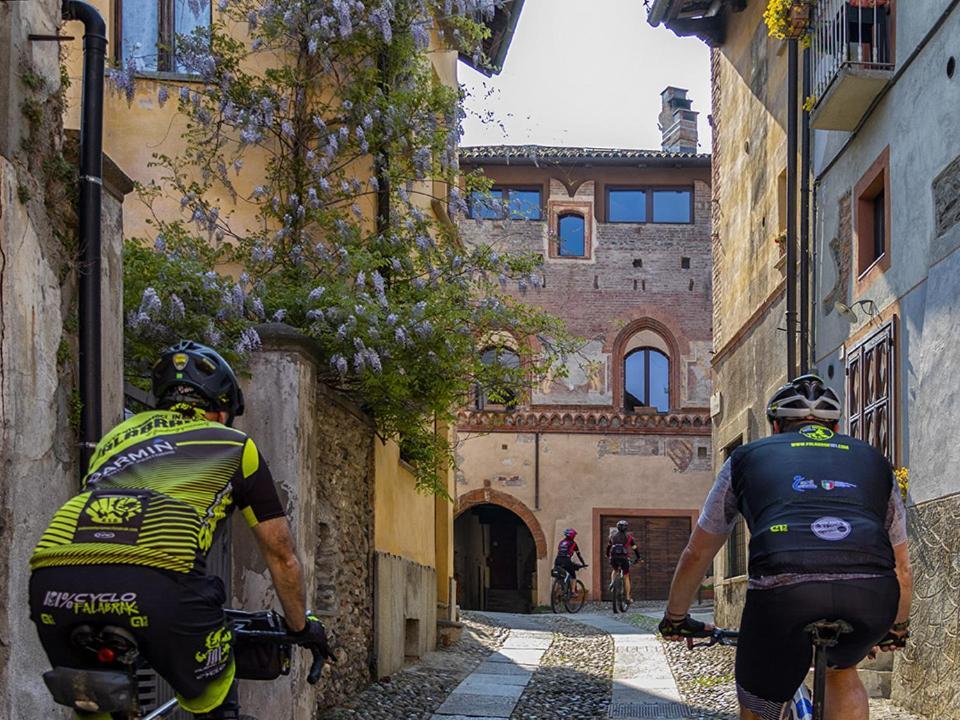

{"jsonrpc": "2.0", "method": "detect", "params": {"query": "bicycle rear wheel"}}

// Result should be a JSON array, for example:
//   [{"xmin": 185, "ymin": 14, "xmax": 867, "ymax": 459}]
[
  {"xmin": 550, "ymin": 578, "xmax": 565, "ymax": 614},
  {"xmin": 612, "ymin": 576, "xmax": 628, "ymax": 614},
  {"xmin": 564, "ymin": 580, "xmax": 587, "ymax": 613}
]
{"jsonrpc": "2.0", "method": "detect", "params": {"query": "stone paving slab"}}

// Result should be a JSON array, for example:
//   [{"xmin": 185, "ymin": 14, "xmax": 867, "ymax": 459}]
[
  {"xmin": 613, "ymin": 682, "xmax": 683, "ymax": 700},
  {"xmin": 432, "ymin": 716, "xmax": 511, "ymax": 720},
  {"xmin": 434, "ymin": 692, "xmax": 518, "ymax": 717},
  {"xmin": 451, "ymin": 678, "xmax": 527, "ymax": 698},
  {"xmin": 472, "ymin": 660, "xmax": 538, "ymax": 676},
  {"xmin": 461, "ymin": 672, "xmax": 531, "ymax": 687},
  {"xmin": 499, "ymin": 635, "xmax": 552, "ymax": 649},
  {"xmin": 485, "ymin": 648, "xmax": 546, "ymax": 665}
]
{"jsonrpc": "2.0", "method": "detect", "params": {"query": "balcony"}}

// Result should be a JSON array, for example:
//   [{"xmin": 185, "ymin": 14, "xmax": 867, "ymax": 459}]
[{"xmin": 810, "ymin": 0, "xmax": 895, "ymax": 131}]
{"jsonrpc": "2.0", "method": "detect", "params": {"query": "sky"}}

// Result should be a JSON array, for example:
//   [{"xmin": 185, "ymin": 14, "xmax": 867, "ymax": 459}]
[{"xmin": 458, "ymin": 0, "xmax": 713, "ymax": 152}]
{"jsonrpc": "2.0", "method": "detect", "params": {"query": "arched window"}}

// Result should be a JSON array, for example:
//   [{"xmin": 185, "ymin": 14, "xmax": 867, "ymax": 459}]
[
  {"xmin": 476, "ymin": 346, "xmax": 521, "ymax": 411},
  {"xmin": 557, "ymin": 213, "xmax": 585, "ymax": 257},
  {"xmin": 624, "ymin": 347, "xmax": 670, "ymax": 413}
]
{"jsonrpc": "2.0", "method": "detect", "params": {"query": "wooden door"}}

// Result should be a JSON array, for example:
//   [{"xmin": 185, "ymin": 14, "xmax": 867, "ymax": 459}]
[{"xmin": 599, "ymin": 515, "xmax": 691, "ymax": 601}]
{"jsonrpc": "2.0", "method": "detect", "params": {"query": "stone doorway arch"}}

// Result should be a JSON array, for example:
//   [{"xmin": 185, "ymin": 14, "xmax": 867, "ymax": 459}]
[{"xmin": 456, "ymin": 487, "xmax": 547, "ymax": 559}]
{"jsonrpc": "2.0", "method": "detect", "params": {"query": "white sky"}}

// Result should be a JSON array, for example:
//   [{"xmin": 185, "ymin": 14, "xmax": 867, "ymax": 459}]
[{"xmin": 458, "ymin": 0, "xmax": 713, "ymax": 152}]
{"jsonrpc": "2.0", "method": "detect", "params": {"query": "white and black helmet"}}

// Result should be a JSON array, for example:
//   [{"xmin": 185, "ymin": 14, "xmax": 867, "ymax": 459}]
[{"xmin": 766, "ymin": 374, "xmax": 842, "ymax": 426}]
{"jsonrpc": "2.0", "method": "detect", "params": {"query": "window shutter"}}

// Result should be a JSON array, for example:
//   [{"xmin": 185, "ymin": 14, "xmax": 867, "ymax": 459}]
[{"xmin": 845, "ymin": 318, "xmax": 896, "ymax": 463}]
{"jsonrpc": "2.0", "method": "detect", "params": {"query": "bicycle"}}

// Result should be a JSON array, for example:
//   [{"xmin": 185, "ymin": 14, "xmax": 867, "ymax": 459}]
[
  {"xmin": 609, "ymin": 558, "xmax": 633, "ymax": 614},
  {"xmin": 41, "ymin": 608, "xmax": 328, "ymax": 719},
  {"xmin": 549, "ymin": 563, "xmax": 587, "ymax": 613},
  {"xmin": 686, "ymin": 619, "xmax": 858, "ymax": 720}
]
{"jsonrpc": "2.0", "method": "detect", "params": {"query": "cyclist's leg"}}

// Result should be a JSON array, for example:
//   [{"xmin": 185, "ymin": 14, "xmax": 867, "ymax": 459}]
[
  {"xmin": 818, "ymin": 576, "xmax": 898, "ymax": 720},
  {"xmin": 623, "ymin": 569, "xmax": 632, "ymax": 602},
  {"xmin": 823, "ymin": 667, "xmax": 867, "ymax": 720},
  {"xmin": 192, "ymin": 679, "xmax": 241, "ymax": 719},
  {"xmin": 735, "ymin": 585, "xmax": 818, "ymax": 720}
]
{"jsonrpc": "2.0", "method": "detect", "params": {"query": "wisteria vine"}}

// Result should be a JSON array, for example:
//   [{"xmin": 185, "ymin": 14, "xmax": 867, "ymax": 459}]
[{"xmin": 120, "ymin": 0, "xmax": 574, "ymax": 494}]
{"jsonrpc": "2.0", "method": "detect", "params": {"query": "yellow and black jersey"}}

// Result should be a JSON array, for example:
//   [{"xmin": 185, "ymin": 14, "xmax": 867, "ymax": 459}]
[{"xmin": 31, "ymin": 408, "xmax": 285, "ymax": 574}]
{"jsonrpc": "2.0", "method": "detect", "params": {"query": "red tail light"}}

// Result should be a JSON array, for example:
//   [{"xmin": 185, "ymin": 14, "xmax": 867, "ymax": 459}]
[{"xmin": 97, "ymin": 647, "xmax": 116, "ymax": 664}]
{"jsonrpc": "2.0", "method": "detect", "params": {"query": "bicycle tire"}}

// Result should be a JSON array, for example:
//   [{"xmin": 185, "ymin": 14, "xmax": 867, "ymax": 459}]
[
  {"xmin": 612, "ymin": 575, "xmax": 629, "ymax": 614},
  {"xmin": 564, "ymin": 580, "xmax": 587, "ymax": 613},
  {"xmin": 550, "ymin": 578, "xmax": 565, "ymax": 614}
]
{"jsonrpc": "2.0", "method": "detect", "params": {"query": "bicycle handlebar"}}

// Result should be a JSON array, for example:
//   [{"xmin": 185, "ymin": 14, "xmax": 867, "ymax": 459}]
[{"xmin": 225, "ymin": 609, "xmax": 327, "ymax": 685}]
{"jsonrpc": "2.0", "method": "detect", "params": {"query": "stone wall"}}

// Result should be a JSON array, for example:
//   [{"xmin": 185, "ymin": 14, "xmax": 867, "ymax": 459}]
[
  {"xmin": 1, "ymin": 0, "xmax": 130, "ymax": 713},
  {"xmin": 374, "ymin": 553, "xmax": 437, "ymax": 678},
  {"xmin": 892, "ymin": 495, "xmax": 960, "ymax": 718},
  {"xmin": 236, "ymin": 327, "xmax": 375, "ymax": 718}
]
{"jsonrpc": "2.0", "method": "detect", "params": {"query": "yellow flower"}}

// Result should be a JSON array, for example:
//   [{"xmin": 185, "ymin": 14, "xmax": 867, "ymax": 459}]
[{"xmin": 893, "ymin": 467, "xmax": 909, "ymax": 502}]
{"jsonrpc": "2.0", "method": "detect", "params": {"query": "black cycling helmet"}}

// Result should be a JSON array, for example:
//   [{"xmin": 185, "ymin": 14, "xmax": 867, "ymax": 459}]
[
  {"xmin": 766, "ymin": 374, "xmax": 841, "ymax": 428},
  {"xmin": 616, "ymin": 520, "xmax": 629, "ymax": 532},
  {"xmin": 151, "ymin": 340, "xmax": 244, "ymax": 425}
]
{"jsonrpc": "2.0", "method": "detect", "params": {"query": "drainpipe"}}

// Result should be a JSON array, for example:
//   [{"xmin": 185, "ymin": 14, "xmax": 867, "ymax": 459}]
[
  {"xmin": 62, "ymin": 0, "xmax": 107, "ymax": 477},
  {"xmin": 534, "ymin": 432, "xmax": 540, "ymax": 510},
  {"xmin": 786, "ymin": 40, "xmax": 799, "ymax": 380},
  {"xmin": 799, "ymin": 46, "xmax": 812, "ymax": 374}
]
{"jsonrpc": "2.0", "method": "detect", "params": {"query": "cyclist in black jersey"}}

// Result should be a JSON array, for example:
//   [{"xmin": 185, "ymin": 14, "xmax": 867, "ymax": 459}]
[
  {"xmin": 606, "ymin": 520, "xmax": 641, "ymax": 606},
  {"xmin": 657, "ymin": 375, "xmax": 913, "ymax": 720},
  {"xmin": 29, "ymin": 341, "xmax": 333, "ymax": 719}
]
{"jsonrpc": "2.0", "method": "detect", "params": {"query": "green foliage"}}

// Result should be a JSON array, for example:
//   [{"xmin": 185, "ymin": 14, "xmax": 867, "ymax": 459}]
[
  {"xmin": 17, "ymin": 184, "xmax": 31, "ymax": 204},
  {"xmin": 126, "ymin": 0, "xmax": 576, "ymax": 495}
]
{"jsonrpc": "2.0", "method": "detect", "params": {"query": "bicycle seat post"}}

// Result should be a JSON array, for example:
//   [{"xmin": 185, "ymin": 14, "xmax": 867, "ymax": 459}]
[{"xmin": 804, "ymin": 620, "xmax": 854, "ymax": 720}]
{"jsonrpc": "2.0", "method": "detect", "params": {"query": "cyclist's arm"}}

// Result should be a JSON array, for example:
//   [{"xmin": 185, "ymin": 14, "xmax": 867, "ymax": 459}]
[
  {"xmin": 251, "ymin": 517, "xmax": 308, "ymax": 632},
  {"xmin": 664, "ymin": 525, "xmax": 728, "ymax": 619},
  {"xmin": 892, "ymin": 541, "xmax": 913, "ymax": 626}
]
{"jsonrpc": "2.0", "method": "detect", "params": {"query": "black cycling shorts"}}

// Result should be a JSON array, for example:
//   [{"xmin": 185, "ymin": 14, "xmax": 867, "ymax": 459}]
[
  {"xmin": 610, "ymin": 556, "xmax": 630, "ymax": 573},
  {"xmin": 29, "ymin": 565, "xmax": 236, "ymax": 715},
  {"xmin": 736, "ymin": 576, "xmax": 899, "ymax": 705},
  {"xmin": 554, "ymin": 557, "xmax": 578, "ymax": 577}
]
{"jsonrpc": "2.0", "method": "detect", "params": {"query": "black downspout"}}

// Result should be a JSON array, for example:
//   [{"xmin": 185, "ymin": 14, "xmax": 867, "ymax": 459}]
[
  {"xmin": 62, "ymin": 0, "xmax": 106, "ymax": 477},
  {"xmin": 534, "ymin": 432, "xmax": 540, "ymax": 510},
  {"xmin": 799, "ymin": 47, "xmax": 812, "ymax": 374},
  {"xmin": 786, "ymin": 40, "xmax": 799, "ymax": 380}
]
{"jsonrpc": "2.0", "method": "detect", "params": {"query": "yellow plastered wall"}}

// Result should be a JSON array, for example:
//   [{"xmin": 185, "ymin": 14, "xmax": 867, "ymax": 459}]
[{"xmin": 373, "ymin": 439, "xmax": 436, "ymax": 569}]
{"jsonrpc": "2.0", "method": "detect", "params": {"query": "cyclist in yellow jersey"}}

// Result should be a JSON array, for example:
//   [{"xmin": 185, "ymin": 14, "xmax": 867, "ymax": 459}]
[{"xmin": 29, "ymin": 341, "xmax": 333, "ymax": 719}]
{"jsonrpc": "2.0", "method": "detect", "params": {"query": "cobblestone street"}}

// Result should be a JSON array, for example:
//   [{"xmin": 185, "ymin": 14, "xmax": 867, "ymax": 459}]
[{"xmin": 320, "ymin": 609, "xmax": 930, "ymax": 720}]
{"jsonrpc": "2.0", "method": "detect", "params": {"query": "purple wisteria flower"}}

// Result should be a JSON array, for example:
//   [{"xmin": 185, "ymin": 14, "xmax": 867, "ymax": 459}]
[
  {"xmin": 272, "ymin": 309, "xmax": 287, "ymax": 322},
  {"xmin": 236, "ymin": 327, "xmax": 261, "ymax": 353},
  {"xmin": 308, "ymin": 285, "xmax": 325, "ymax": 301},
  {"xmin": 169, "ymin": 293, "xmax": 186, "ymax": 322},
  {"xmin": 139, "ymin": 287, "xmax": 162, "ymax": 317},
  {"xmin": 332, "ymin": 354, "xmax": 348, "ymax": 375}
]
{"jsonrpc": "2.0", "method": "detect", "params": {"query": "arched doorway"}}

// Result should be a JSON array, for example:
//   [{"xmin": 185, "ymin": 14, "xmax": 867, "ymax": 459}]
[{"xmin": 454, "ymin": 503, "xmax": 537, "ymax": 613}]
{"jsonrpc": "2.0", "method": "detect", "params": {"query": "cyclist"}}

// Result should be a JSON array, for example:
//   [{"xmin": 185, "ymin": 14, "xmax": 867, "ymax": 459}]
[
  {"xmin": 658, "ymin": 375, "xmax": 913, "ymax": 720},
  {"xmin": 554, "ymin": 528, "xmax": 586, "ymax": 584},
  {"xmin": 606, "ymin": 520, "xmax": 641, "ymax": 606},
  {"xmin": 29, "ymin": 341, "xmax": 334, "ymax": 719}
]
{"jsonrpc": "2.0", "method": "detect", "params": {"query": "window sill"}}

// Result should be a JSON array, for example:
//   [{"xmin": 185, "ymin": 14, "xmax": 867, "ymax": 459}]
[
  {"xmin": 855, "ymin": 251, "xmax": 890, "ymax": 295},
  {"xmin": 134, "ymin": 70, "xmax": 204, "ymax": 84}
]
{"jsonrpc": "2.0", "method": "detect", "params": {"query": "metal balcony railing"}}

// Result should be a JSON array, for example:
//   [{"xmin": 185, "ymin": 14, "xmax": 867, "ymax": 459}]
[{"xmin": 811, "ymin": 0, "xmax": 894, "ymax": 102}]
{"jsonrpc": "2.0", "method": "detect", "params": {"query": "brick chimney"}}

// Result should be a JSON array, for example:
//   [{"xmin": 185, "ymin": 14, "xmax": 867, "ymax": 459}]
[{"xmin": 659, "ymin": 86, "xmax": 699, "ymax": 153}]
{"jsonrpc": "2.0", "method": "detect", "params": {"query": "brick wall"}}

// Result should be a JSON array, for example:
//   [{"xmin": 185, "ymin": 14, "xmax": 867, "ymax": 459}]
[{"xmin": 460, "ymin": 162, "xmax": 713, "ymax": 411}]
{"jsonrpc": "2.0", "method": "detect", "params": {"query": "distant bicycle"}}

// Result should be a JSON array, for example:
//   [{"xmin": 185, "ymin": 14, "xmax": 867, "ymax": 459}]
[
  {"xmin": 550, "ymin": 563, "xmax": 587, "ymax": 613},
  {"xmin": 686, "ymin": 619, "xmax": 887, "ymax": 720},
  {"xmin": 609, "ymin": 558, "xmax": 632, "ymax": 614}
]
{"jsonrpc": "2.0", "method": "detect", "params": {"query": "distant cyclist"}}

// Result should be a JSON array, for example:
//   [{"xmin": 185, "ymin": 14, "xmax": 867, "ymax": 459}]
[
  {"xmin": 658, "ymin": 375, "xmax": 913, "ymax": 720},
  {"xmin": 29, "ymin": 341, "xmax": 333, "ymax": 719},
  {"xmin": 606, "ymin": 520, "xmax": 641, "ymax": 605},
  {"xmin": 554, "ymin": 528, "xmax": 586, "ymax": 582}
]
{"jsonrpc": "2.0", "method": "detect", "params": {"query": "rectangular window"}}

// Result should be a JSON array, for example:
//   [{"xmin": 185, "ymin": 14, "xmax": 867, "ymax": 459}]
[
  {"xmin": 469, "ymin": 187, "xmax": 542, "ymax": 220},
  {"xmin": 608, "ymin": 189, "xmax": 647, "ymax": 223},
  {"xmin": 845, "ymin": 319, "xmax": 896, "ymax": 463},
  {"xmin": 855, "ymin": 147, "xmax": 891, "ymax": 277},
  {"xmin": 605, "ymin": 186, "xmax": 693, "ymax": 224},
  {"xmin": 558, "ymin": 214, "xmax": 585, "ymax": 257},
  {"xmin": 117, "ymin": 0, "xmax": 211, "ymax": 72},
  {"xmin": 652, "ymin": 189, "xmax": 692, "ymax": 223}
]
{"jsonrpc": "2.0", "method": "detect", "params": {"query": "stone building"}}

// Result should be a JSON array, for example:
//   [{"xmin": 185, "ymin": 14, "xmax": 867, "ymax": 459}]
[
  {"xmin": 651, "ymin": 0, "xmax": 960, "ymax": 713},
  {"xmin": 455, "ymin": 97, "xmax": 714, "ymax": 610},
  {"xmin": 807, "ymin": 2, "xmax": 960, "ymax": 716},
  {"xmin": 1, "ymin": 0, "xmax": 133, "ymax": 715},
  {"xmin": 648, "ymin": 0, "xmax": 791, "ymax": 628}
]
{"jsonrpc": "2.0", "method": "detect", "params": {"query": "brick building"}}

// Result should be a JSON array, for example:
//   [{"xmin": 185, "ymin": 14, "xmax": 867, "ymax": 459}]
[{"xmin": 454, "ymin": 92, "xmax": 715, "ymax": 610}]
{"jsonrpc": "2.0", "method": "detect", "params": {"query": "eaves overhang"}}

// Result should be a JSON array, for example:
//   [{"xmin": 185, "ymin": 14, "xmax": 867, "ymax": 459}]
[
  {"xmin": 459, "ymin": 0, "xmax": 525, "ymax": 77},
  {"xmin": 459, "ymin": 145, "xmax": 711, "ymax": 169},
  {"xmin": 646, "ymin": 0, "xmax": 746, "ymax": 48}
]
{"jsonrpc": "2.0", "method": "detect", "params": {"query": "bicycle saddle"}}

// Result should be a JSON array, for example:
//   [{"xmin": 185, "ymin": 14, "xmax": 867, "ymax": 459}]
[
  {"xmin": 71, "ymin": 623, "xmax": 141, "ymax": 665},
  {"xmin": 804, "ymin": 619, "xmax": 854, "ymax": 648}
]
